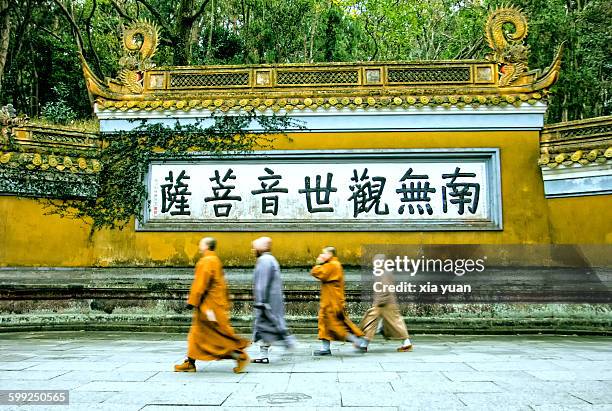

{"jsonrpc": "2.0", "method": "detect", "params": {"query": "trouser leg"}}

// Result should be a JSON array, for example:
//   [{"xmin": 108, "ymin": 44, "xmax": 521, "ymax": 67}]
[
  {"xmin": 284, "ymin": 334, "xmax": 297, "ymax": 349},
  {"xmin": 379, "ymin": 304, "xmax": 409, "ymax": 340},
  {"xmin": 346, "ymin": 333, "xmax": 368, "ymax": 349},
  {"xmin": 259, "ymin": 343, "xmax": 271, "ymax": 357},
  {"xmin": 359, "ymin": 306, "xmax": 382, "ymax": 341}
]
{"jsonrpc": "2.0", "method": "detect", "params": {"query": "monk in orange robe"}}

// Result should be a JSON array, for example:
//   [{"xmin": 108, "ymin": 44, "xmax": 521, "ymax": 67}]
[
  {"xmin": 174, "ymin": 237, "xmax": 250, "ymax": 373},
  {"xmin": 311, "ymin": 246, "xmax": 368, "ymax": 355}
]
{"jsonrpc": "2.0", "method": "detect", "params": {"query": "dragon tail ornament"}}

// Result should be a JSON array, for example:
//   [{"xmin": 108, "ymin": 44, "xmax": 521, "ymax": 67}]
[
  {"xmin": 117, "ymin": 20, "xmax": 160, "ymax": 94},
  {"xmin": 485, "ymin": 6, "xmax": 530, "ymax": 87}
]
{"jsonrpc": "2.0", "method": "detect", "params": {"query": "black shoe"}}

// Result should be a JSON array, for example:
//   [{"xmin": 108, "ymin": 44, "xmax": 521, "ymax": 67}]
[{"xmin": 313, "ymin": 349, "xmax": 332, "ymax": 356}]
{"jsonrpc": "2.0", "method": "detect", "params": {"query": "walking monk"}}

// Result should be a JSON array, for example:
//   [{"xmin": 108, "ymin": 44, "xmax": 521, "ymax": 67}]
[
  {"xmin": 251, "ymin": 236, "xmax": 296, "ymax": 364},
  {"xmin": 360, "ymin": 254, "xmax": 413, "ymax": 352},
  {"xmin": 174, "ymin": 237, "xmax": 250, "ymax": 373},
  {"xmin": 311, "ymin": 246, "xmax": 368, "ymax": 355}
]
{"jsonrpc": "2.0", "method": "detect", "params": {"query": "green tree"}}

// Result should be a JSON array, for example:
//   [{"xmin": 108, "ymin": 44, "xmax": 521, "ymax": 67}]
[{"xmin": 0, "ymin": 0, "xmax": 608, "ymax": 123}]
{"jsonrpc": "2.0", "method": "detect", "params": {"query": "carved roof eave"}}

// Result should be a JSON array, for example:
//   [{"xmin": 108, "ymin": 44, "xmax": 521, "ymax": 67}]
[
  {"xmin": 81, "ymin": 46, "xmax": 563, "ymax": 111},
  {"xmin": 82, "ymin": 7, "xmax": 562, "ymax": 112},
  {"xmin": 539, "ymin": 114, "xmax": 612, "ymax": 169}
]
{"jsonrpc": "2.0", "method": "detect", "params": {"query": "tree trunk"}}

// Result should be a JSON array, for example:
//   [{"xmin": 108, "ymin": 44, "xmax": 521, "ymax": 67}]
[
  {"xmin": 173, "ymin": 0, "xmax": 196, "ymax": 65},
  {"xmin": 205, "ymin": 0, "xmax": 214, "ymax": 61},
  {"xmin": 0, "ymin": 0, "xmax": 11, "ymax": 93}
]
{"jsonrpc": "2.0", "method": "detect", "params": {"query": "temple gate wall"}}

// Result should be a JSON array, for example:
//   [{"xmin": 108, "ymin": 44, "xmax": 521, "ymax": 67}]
[
  {"xmin": 1, "ymin": 128, "xmax": 609, "ymax": 267},
  {"xmin": 2, "ymin": 8, "xmax": 610, "ymax": 269},
  {"xmin": 1, "ymin": 8, "xmax": 610, "ymax": 334}
]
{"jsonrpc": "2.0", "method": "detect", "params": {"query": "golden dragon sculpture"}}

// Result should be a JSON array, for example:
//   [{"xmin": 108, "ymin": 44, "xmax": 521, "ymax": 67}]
[
  {"xmin": 117, "ymin": 20, "xmax": 160, "ymax": 94},
  {"xmin": 485, "ymin": 6, "xmax": 531, "ymax": 87}
]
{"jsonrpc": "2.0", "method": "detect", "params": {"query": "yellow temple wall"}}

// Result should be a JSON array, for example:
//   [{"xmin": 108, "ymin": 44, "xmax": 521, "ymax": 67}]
[
  {"xmin": 546, "ymin": 195, "xmax": 612, "ymax": 244},
  {"xmin": 1, "ymin": 130, "xmax": 609, "ymax": 267}
]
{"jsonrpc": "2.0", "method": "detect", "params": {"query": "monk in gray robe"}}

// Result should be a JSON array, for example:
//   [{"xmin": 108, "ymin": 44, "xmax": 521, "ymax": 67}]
[{"xmin": 251, "ymin": 237, "xmax": 296, "ymax": 363}]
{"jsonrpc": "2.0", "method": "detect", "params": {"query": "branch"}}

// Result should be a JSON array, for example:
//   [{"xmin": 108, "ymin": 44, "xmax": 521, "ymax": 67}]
[
  {"xmin": 84, "ymin": 0, "xmax": 104, "ymax": 77},
  {"xmin": 108, "ymin": 0, "xmax": 136, "ymax": 23},
  {"xmin": 134, "ymin": 0, "xmax": 175, "ymax": 41},
  {"xmin": 37, "ymin": 24, "xmax": 62, "ymax": 42},
  {"xmin": 113, "ymin": 0, "xmax": 174, "ymax": 47},
  {"xmin": 134, "ymin": 0, "xmax": 164, "ymax": 23},
  {"xmin": 363, "ymin": 15, "xmax": 379, "ymax": 61},
  {"xmin": 52, "ymin": 0, "xmax": 86, "ymax": 56},
  {"xmin": 191, "ymin": 0, "xmax": 211, "ymax": 21},
  {"xmin": 454, "ymin": 37, "xmax": 484, "ymax": 60}
]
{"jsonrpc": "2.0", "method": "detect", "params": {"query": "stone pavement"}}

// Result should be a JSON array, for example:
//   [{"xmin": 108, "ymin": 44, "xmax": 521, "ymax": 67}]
[{"xmin": 0, "ymin": 332, "xmax": 611, "ymax": 410}]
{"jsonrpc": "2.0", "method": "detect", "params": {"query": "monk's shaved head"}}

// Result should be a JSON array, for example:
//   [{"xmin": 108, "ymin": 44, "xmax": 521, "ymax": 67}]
[
  {"xmin": 199, "ymin": 237, "xmax": 217, "ymax": 252},
  {"xmin": 323, "ymin": 246, "xmax": 336, "ymax": 256},
  {"xmin": 252, "ymin": 236, "xmax": 272, "ymax": 252}
]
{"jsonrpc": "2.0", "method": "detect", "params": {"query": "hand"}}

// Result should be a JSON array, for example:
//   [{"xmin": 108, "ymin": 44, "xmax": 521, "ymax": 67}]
[
  {"xmin": 205, "ymin": 309, "xmax": 217, "ymax": 322},
  {"xmin": 316, "ymin": 253, "xmax": 330, "ymax": 264},
  {"xmin": 186, "ymin": 304, "xmax": 195, "ymax": 310}
]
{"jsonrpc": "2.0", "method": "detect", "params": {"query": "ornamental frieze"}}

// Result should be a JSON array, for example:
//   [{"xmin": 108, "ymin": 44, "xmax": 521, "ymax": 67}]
[{"xmin": 79, "ymin": 7, "xmax": 563, "ymax": 114}]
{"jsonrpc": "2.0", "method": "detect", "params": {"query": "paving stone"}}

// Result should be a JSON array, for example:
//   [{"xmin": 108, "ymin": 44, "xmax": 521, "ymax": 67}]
[
  {"xmin": 0, "ymin": 370, "xmax": 68, "ymax": 380},
  {"xmin": 103, "ymin": 388, "xmax": 233, "ymax": 406},
  {"xmin": 338, "ymin": 371, "xmax": 399, "ymax": 383},
  {"xmin": 0, "ymin": 333, "xmax": 610, "ymax": 410},
  {"xmin": 223, "ymin": 385, "xmax": 341, "ymax": 407},
  {"xmin": 527, "ymin": 370, "xmax": 612, "ymax": 381},
  {"xmin": 113, "ymin": 362, "xmax": 183, "ymax": 372},
  {"xmin": 381, "ymin": 361, "xmax": 474, "ymax": 372},
  {"xmin": 148, "ymin": 370, "xmax": 244, "ymax": 383},
  {"xmin": 551, "ymin": 360, "xmax": 612, "ymax": 371},
  {"xmin": 342, "ymin": 386, "xmax": 465, "ymax": 408},
  {"xmin": 0, "ymin": 379, "xmax": 85, "ymax": 391},
  {"xmin": 67, "ymin": 390, "xmax": 116, "ymax": 404},
  {"xmin": 442, "ymin": 370, "xmax": 536, "ymax": 383},
  {"xmin": 0, "ymin": 362, "xmax": 40, "ymax": 371},
  {"xmin": 392, "ymin": 380, "xmax": 503, "ymax": 393},
  {"xmin": 457, "ymin": 391, "xmax": 590, "ymax": 407},
  {"xmin": 27, "ymin": 361, "xmax": 117, "ymax": 372},
  {"xmin": 465, "ymin": 359, "xmax": 570, "ymax": 372},
  {"xmin": 531, "ymin": 405, "xmax": 612, "ymax": 411}
]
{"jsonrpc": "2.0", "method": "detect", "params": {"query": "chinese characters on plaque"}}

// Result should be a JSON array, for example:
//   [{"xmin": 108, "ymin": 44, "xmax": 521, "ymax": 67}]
[
  {"xmin": 156, "ymin": 166, "xmax": 481, "ymax": 218},
  {"xmin": 145, "ymin": 151, "xmax": 500, "ymax": 231}
]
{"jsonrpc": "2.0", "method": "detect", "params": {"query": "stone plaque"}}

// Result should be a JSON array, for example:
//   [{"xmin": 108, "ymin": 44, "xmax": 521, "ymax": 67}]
[{"xmin": 138, "ymin": 149, "xmax": 502, "ymax": 231}]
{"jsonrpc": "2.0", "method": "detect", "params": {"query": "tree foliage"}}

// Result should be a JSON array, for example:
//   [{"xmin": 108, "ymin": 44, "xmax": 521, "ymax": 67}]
[
  {"xmin": 1, "ymin": 0, "xmax": 609, "ymax": 123},
  {"xmin": 41, "ymin": 113, "xmax": 299, "ymax": 232}
]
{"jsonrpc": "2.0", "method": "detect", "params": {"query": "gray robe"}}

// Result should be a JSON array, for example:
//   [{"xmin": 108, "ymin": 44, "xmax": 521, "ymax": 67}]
[{"xmin": 252, "ymin": 252, "xmax": 290, "ymax": 343}]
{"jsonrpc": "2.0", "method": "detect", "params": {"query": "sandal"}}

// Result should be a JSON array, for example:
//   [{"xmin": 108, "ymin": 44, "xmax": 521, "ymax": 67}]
[{"xmin": 250, "ymin": 357, "xmax": 270, "ymax": 364}]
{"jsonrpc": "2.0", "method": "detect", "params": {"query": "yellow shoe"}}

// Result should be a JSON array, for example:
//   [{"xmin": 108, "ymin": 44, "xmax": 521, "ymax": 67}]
[
  {"xmin": 174, "ymin": 360, "xmax": 196, "ymax": 372},
  {"xmin": 233, "ymin": 352, "xmax": 250, "ymax": 374},
  {"xmin": 397, "ymin": 344, "xmax": 413, "ymax": 352}
]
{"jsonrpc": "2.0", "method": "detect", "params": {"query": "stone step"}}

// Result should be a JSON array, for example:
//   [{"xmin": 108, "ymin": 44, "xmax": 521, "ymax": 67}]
[{"xmin": 1, "ymin": 313, "xmax": 610, "ymax": 335}]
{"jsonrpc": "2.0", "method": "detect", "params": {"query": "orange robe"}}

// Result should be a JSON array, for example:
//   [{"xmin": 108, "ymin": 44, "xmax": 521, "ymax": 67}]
[
  {"xmin": 187, "ymin": 250, "xmax": 250, "ymax": 360},
  {"xmin": 311, "ymin": 257, "xmax": 364, "ymax": 341}
]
